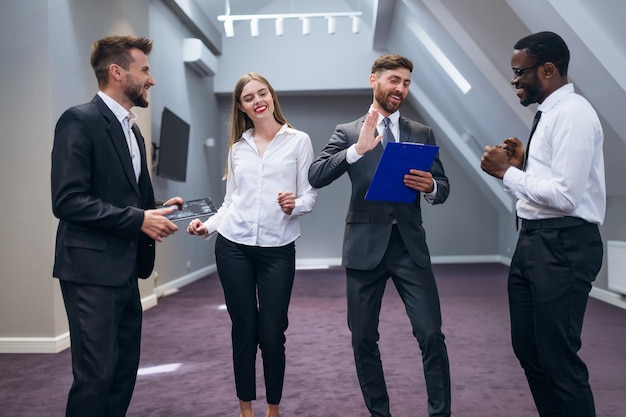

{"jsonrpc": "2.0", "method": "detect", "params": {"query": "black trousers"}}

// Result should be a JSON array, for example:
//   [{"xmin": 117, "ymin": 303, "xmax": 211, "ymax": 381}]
[
  {"xmin": 508, "ymin": 220, "xmax": 603, "ymax": 417},
  {"xmin": 60, "ymin": 276, "xmax": 142, "ymax": 417},
  {"xmin": 346, "ymin": 225, "xmax": 451, "ymax": 417},
  {"xmin": 215, "ymin": 234, "xmax": 296, "ymax": 405}
]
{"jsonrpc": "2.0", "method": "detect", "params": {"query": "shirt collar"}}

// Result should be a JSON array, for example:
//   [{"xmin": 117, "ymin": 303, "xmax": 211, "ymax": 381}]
[
  {"xmin": 97, "ymin": 91, "xmax": 136, "ymax": 126},
  {"xmin": 538, "ymin": 83, "xmax": 574, "ymax": 114},
  {"xmin": 369, "ymin": 106, "xmax": 400, "ymax": 127},
  {"xmin": 241, "ymin": 123, "xmax": 290, "ymax": 141}
]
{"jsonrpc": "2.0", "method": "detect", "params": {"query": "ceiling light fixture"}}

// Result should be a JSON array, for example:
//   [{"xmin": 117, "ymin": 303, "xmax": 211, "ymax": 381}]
[
  {"xmin": 275, "ymin": 17, "xmax": 284, "ymax": 36},
  {"xmin": 217, "ymin": 12, "xmax": 362, "ymax": 37},
  {"xmin": 301, "ymin": 17, "xmax": 310, "ymax": 36},
  {"xmin": 351, "ymin": 15, "xmax": 360, "ymax": 34},
  {"xmin": 224, "ymin": 18, "xmax": 234, "ymax": 38},
  {"xmin": 250, "ymin": 18, "xmax": 259, "ymax": 37},
  {"xmin": 327, "ymin": 16, "xmax": 336, "ymax": 35}
]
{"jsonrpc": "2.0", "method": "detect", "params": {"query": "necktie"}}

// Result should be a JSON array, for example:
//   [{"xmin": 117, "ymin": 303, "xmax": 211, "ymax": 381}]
[
  {"xmin": 517, "ymin": 110, "xmax": 542, "ymax": 230},
  {"xmin": 523, "ymin": 110, "xmax": 542, "ymax": 171},
  {"xmin": 124, "ymin": 116, "xmax": 141, "ymax": 182},
  {"xmin": 382, "ymin": 117, "xmax": 394, "ymax": 148}
]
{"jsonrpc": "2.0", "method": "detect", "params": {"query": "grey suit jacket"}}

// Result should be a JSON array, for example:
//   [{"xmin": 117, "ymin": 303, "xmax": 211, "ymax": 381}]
[
  {"xmin": 308, "ymin": 114, "xmax": 449, "ymax": 270},
  {"xmin": 51, "ymin": 95, "xmax": 157, "ymax": 285}
]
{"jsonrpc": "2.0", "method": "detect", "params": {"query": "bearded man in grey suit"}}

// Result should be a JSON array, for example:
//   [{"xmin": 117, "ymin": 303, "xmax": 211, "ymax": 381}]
[{"xmin": 308, "ymin": 54, "xmax": 451, "ymax": 417}]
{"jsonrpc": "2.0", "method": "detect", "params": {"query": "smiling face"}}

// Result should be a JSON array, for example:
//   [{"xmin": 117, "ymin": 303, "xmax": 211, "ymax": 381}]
[
  {"xmin": 117, "ymin": 49, "xmax": 155, "ymax": 108},
  {"xmin": 238, "ymin": 79, "xmax": 275, "ymax": 123},
  {"xmin": 371, "ymin": 67, "xmax": 411, "ymax": 116},
  {"xmin": 510, "ymin": 49, "xmax": 546, "ymax": 107},
  {"xmin": 120, "ymin": 48, "xmax": 155, "ymax": 108}
]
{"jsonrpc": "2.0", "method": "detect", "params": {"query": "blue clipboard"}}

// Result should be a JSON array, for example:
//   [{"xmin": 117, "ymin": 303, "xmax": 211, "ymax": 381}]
[{"xmin": 365, "ymin": 142, "xmax": 439, "ymax": 203}]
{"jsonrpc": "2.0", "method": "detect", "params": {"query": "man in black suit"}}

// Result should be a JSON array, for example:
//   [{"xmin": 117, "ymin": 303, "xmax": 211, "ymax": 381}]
[
  {"xmin": 51, "ymin": 35, "xmax": 181, "ymax": 417},
  {"xmin": 308, "ymin": 54, "xmax": 451, "ymax": 417}
]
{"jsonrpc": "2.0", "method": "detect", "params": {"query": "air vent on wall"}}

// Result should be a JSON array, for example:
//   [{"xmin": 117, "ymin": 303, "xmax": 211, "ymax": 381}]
[{"xmin": 182, "ymin": 38, "xmax": 217, "ymax": 77}]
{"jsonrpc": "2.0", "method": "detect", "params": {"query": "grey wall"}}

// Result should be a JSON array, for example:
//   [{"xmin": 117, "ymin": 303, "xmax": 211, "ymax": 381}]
[
  {"xmin": 0, "ymin": 0, "xmax": 153, "ymax": 349},
  {"xmin": 147, "ymin": 0, "xmax": 224, "ymax": 290},
  {"xmin": 215, "ymin": 93, "xmax": 500, "ymax": 263},
  {"xmin": 0, "ymin": 0, "xmax": 60, "ymax": 340},
  {"xmin": 1, "ymin": 0, "xmax": 624, "ymax": 351}
]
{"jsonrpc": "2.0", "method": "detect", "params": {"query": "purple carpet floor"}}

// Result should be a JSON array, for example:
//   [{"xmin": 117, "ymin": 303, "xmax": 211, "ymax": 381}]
[{"xmin": 2, "ymin": 263, "xmax": 625, "ymax": 416}]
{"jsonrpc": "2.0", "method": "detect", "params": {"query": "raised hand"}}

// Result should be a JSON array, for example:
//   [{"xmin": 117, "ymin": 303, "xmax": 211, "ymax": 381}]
[{"xmin": 354, "ymin": 110, "xmax": 383, "ymax": 156}]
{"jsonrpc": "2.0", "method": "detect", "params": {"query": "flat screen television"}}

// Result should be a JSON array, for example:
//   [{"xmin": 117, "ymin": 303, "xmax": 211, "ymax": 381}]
[{"xmin": 156, "ymin": 107, "xmax": 190, "ymax": 182}]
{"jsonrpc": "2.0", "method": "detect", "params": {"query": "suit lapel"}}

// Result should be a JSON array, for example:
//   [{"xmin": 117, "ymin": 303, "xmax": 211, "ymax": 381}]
[
  {"xmin": 132, "ymin": 124, "xmax": 151, "ymax": 192},
  {"xmin": 398, "ymin": 116, "xmax": 413, "ymax": 143},
  {"xmin": 92, "ymin": 96, "xmax": 141, "ymax": 195}
]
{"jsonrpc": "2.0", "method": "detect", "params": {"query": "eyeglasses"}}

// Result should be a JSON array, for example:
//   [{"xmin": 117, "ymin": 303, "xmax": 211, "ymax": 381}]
[{"xmin": 512, "ymin": 63, "xmax": 542, "ymax": 77}]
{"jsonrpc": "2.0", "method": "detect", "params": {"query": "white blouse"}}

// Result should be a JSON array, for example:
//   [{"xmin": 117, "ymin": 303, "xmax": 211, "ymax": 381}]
[{"xmin": 203, "ymin": 124, "xmax": 317, "ymax": 246}]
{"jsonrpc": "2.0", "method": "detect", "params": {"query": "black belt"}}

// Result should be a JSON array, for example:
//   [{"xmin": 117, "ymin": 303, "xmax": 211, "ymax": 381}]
[{"xmin": 520, "ymin": 216, "xmax": 588, "ymax": 231}]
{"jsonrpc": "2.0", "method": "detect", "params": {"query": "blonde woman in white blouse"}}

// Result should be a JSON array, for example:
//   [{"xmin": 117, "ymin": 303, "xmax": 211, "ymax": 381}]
[{"xmin": 188, "ymin": 73, "xmax": 316, "ymax": 417}]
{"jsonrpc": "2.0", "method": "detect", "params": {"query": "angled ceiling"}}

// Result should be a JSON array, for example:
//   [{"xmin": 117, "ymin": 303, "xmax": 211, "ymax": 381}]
[{"xmin": 195, "ymin": 0, "xmax": 626, "ymax": 203}]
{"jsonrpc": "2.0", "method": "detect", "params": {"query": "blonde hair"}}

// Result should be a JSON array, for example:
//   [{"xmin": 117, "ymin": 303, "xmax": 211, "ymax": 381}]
[{"xmin": 223, "ymin": 72, "xmax": 292, "ymax": 178}]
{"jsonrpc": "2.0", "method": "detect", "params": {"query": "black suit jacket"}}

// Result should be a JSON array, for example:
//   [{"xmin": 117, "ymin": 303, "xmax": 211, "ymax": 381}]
[
  {"xmin": 51, "ymin": 95, "xmax": 157, "ymax": 286},
  {"xmin": 308, "ymin": 114, "xmax": 449, "ymax": 270}
]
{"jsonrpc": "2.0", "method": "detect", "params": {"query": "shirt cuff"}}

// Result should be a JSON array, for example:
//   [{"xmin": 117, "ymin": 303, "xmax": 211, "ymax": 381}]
[
  {"xmin": 423, "ymin": 180, "xmax": 438, "ymax": 203},
  {"xmin": 502, "ymin": 166, "xmax": 522, "ymax": 191},
  {"xmin": 346, "ymin": 144, "xmax": 363, "ymax": 164}
]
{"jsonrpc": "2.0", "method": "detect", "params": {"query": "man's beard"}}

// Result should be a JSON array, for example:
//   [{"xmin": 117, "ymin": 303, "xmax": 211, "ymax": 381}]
[
  {"xmin": 374, "ymin": 87, "xmax": 403, "ymax": 114},
  {"xmin": 519, "ymin": 75, "xmax": 543, "ymax": 107},
  {"xmin": 125, "ymin": 77, "xmax": 149, "ymax": 108}
]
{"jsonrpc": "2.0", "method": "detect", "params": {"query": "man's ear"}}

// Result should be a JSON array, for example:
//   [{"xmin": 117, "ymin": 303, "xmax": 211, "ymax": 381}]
[
  {"xmin": 542, "ymin": 62, "xmax": 557, "ymax": 79},
  {"xmin": 369, "ymin": 73, "xmax": 377, "ymax": 88},
  {"xmin": 109, "ymin": 64, "xmax": 123, "ymax": 82}
]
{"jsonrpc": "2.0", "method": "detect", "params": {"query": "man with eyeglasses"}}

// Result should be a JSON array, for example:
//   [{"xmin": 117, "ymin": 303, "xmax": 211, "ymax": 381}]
[{"xmin": 480, "ymin": 31, "xmax": 605, "ymax": 417}]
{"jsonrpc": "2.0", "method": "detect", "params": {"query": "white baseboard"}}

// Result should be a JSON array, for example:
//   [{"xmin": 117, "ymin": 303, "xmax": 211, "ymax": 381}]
[
  {"xmin": 153, "ymin": 265, "xmax": 217, "ymax": 298},
  {"xmin": 590, "ymin": 286, "xmax": 626, "ymax": 310},
  {"xmin": 295, "ymin": 254, "xmax": 511, "ymax": 268},
  {"xmin": 296, "ymin": 258, "xmax": 341, "ymax": 268},
  {"xmin": 431, "ymin": 254, "xmax": 511, "ymax": 265},
  {"xmin": 0, "ymin": 266, "xmax": 217, "ymax": 354},
  {"xmin": 0, "ymin": 332, "xmax": 70, "ymax": 354},
  {"xmin": 141, "ymin": 293, "xmax": 158, "ymax": 311}
]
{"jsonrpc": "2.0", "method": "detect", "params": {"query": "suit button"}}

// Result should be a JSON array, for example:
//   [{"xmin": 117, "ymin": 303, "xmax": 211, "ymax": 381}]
[
  {"xmin": 388, "ymin": 213, "xmax": 394, "ymax": 219},
  {"xmin": 129, "ymin": 242, "xmax": 136, "ymax": 247}
]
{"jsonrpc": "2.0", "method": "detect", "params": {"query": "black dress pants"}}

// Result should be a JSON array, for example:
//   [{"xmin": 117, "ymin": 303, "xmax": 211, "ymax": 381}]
[
  {"xmin": 346, "ymin": 225, "xmax": 451, "ymax": 417},
  {"xmin": 508, "ymin": 221, "xmax": 603, "ymax": 417},
  {"xmin": 215, "ymin": 234, "xmax": 295, "ymax": 405},
  {"xmin": 60, "ymin": 276, "xmax": 142, "ymax": 417}
]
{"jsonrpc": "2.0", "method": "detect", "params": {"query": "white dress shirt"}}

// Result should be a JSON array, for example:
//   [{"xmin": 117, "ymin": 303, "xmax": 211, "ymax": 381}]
[
  {"xmin": 503, "ymin": 83, "xmax": 605, "ymax": 224},
  {"xmin": 203, "ymin": 124, "xmax": 317, "ymax": 247},
  {"xmin": 97, "ymin": 91, "xmax": 141, "ymax": 181}
]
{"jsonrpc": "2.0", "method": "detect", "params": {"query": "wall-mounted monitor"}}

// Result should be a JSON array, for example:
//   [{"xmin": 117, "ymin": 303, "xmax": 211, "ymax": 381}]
[{"xmin": 156, "ymin": 107, "xmax": 190, "ymax": 182}]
